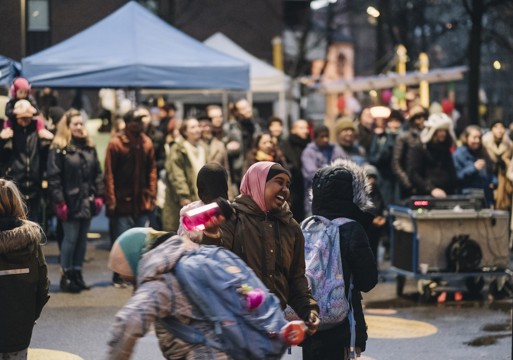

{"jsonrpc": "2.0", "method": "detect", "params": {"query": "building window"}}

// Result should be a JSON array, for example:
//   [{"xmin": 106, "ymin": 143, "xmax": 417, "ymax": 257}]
[{"xmin": 28, "ymin": 0, "xmax": 49, "ymax": 31}]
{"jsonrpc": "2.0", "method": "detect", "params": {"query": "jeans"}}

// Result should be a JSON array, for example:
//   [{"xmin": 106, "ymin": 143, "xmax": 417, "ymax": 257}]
[
  {"xmin": 110, "ymin": 214, "xmax": 150, "ymax": 242},
  {"xmin": 60, "ymin": 218, "xmax": 91, "ymax": 271}
]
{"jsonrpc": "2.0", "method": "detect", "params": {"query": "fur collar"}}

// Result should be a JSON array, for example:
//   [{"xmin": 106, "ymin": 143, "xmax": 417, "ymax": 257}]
[
  {"xmin": 0, "ymin": 219, "xmax": 42, "ymax": 254},
  {"xmin": 330, "ymin": 159, "xmax": 373, "ymax": 212}
]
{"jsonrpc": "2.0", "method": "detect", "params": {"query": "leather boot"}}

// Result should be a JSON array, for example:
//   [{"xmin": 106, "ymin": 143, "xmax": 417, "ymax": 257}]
[
  {"xmin": 60, "ymin": 269, "xmax": 81, "ymax": 293},
  {"xmin": 74, "ymin": 269, "xmax": 91, "ymax": 290}
]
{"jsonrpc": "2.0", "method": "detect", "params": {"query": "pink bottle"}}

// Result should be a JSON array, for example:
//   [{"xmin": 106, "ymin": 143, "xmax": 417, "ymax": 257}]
[{"xmin": 182, "ymin": 199, "xmax": 233, "ymax": 231}]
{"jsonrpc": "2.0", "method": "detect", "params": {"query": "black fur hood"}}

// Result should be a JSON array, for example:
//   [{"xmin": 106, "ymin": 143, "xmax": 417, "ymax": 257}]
[
  {"xmin": 0, "ymin": 218, "xmax": 43, "ymax": 254},
  {"xmin": 311, "ymin": 159, "xmax": 374, "ymax": 222}
]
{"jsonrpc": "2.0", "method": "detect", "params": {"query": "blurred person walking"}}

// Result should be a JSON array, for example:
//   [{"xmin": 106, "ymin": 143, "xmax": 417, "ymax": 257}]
[
  {"xmin": 206, "ymin": 104, "xmax": 226, "ymax": 141},
  {"xmin": 453, "ymin": 125, "xmax": 496, "ymax": 207},
  {"xmin": 356, "ymin": 107, "xmax": 375, "ymax": 153},
  {"xmin": 242, "ymin": 132, "xmax": 287, "ymax": 173},
  {"xmin": 482, "ymin": 120, "xmax": 513, "ymax": 210},
  {"xmin": 47, "ymin": 109, "xmax": 104, "ymax": 292},
  {"xmin": 0, "ymin": 100, "xmax": 51, "ymax": 222},
  {"xmin": 335, "ymin": 117, "xmax": 366, "ymax": 165},
  {"xmin": 202, "ymin": 161, "xmax": 321, "ymax": 336},
  {"xmin": 224, "ymin": 98, "xmax": 261, "ymax": 190},
  {"xmin": 281, "ymin": 119, "xmax": 310, "ymax": 222},
  {"xmin": 0, "ymin": 179, "xmax": 49, "ymax": 360},
  {"xmin": 392, "ymin": 105, "xmax": 428, "ymax": 200},
  {"xmin": 104, "ymin": 109, "xmax": 157, "ymax": 287},
  {"xmin": 368, "ymin": 110, "xmax": 404, "ymax": 205},
  {"xmin": 407, "ymin": 113, "xmax": 458, "ymax": 198},
  {"xmin": 267, "ymin": 116, "xmax": 284, "ymax": 145},
  {"xmin": 301, "ymin": 125, "xmax": 347, "ymax": 216},
  {"xmin": 163, "ymin": 118, "xmax": 205, "ymax": 231}
]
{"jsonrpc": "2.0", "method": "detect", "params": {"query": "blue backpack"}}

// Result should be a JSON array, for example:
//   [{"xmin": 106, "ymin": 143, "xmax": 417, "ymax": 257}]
[
  {"xmin": 160, "ymin": 245, "xmax": 288, "ymax": 360},
  {"xmin": 302, "ymin": 215, "xmax": 357, "ymax": 358}
]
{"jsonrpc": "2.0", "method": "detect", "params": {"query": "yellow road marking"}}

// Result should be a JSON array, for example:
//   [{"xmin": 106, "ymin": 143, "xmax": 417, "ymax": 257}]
[
  {"xmin": 366, "ymin": 315, "xmax": 437, "ymax": 339},
  {"xmin": 28, "ymin": 348, "xmax": 84, "ymax": 360}
]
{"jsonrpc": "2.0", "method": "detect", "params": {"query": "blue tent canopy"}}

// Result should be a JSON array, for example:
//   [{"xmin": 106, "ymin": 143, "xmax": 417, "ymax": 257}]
[
  {"xmin": 21, "ymin": 2, "xmax": 249, "ymax": 90},
  {"xmin": 0, "ymin": 55, "xmax": 21, "ymax": 86}
]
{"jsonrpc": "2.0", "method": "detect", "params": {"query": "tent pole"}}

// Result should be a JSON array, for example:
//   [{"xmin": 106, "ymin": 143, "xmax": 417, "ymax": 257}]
[
  {"xmin": 247, "ymin": 91, "xmax": 253, "ymax": 107},
  {"xmin": 222, "ymin": 91, "xmax": 229, "ymax": 122},
  {"xmin": 279, "ymin": 90, "xmax": 287, "ymax": 133}
]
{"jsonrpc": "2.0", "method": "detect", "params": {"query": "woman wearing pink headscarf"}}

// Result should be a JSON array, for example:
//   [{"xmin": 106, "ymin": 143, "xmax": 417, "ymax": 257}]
[{"xmin": 203, "ymin": 161, "xmax": 320, "ymax": 335}]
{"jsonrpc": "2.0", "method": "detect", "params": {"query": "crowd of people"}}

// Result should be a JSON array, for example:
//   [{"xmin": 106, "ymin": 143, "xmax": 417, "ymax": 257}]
[{"xmin": 1, "ymin": 76, "xmax": 511, "ymax": 359}]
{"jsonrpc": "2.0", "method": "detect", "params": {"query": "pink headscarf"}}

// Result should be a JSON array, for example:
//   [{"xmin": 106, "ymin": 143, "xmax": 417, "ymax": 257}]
[{"xmin": 240, "ymin": 161, "xmax": 276, "ymax": 213}]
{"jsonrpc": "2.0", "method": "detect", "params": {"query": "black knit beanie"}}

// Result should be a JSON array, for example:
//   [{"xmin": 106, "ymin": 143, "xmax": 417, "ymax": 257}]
[
  {"xmin": 266, "ymin": 163, "xmax": 291, "ymax": 182},
  {"xmin": 196, "ymin": 162, "xmax": 229, "ymax": 203}
]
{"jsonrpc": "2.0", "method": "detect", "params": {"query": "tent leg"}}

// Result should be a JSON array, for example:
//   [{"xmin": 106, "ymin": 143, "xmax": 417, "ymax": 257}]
[{"xmin": 222, "ymin": 91, "xmax": 229, "ymax": 122}]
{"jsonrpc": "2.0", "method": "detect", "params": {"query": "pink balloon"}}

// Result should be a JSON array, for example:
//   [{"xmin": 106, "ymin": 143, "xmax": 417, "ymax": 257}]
[{"xmin": 381, "ymin": 89, "xmax": 393, "ymax": 104}]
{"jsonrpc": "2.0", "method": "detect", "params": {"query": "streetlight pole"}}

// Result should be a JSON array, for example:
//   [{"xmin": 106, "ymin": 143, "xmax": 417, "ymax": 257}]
[{"xmin": 20, "ymin": 0, "xmax": 26, "ymax": 58}]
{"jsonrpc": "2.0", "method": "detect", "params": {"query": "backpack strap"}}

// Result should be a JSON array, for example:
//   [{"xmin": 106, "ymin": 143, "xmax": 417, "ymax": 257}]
[
  {"xmin": 347, "ymin": 274, "xmax": 356, "ymax": 359},
  {"xmin": 332, "ymin": 217, "xmax": 357, "ymax": 359}
]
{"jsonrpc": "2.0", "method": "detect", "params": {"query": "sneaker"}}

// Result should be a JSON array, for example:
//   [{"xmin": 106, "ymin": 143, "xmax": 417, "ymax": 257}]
[{"xmin": 112, "ymin": 272, "xmax": 128, "ymax": 288}]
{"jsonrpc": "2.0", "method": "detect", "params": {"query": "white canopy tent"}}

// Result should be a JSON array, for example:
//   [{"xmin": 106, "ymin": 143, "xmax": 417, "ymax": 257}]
[{"xmin": 204, "ymin": 32, "xmax": 290, "ymax": 121}]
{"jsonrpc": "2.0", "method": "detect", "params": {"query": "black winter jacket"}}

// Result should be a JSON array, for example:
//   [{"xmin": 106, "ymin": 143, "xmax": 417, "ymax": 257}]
[
  {"xmin": 306, "ymin": 160, "xmax": 378, "ymax": 352},
  {"xmin": 47, "ymin": 138, "xmax": 104, "ymax": 219},
  {"xmin": 0, "ymin": 120, "xmax": 49, "ymax": 200},
  {"xmin": 407, "ymin": 141, "xmax": 457, "ymax": 196},
  {"xmin": 0, "ymin": 218, "xmax": 49, "ymax": 353},
  {"xmin": 281, "ymin": 134, "xmax": 309, "ymax": 221}
]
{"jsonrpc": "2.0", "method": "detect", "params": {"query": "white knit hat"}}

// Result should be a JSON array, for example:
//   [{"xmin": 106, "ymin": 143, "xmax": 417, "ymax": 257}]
[{"xmin": 420, "ymin": 112, "xmax": 456, "ymax": 144}]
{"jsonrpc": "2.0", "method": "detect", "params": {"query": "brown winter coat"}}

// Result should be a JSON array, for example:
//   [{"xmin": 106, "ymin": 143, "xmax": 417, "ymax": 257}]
[
  {"xmin": 482, "ymin": 131, "xmax": 513, "ymax": 210},
  {"xmin": 104, "ymin": 132, "xmax": 157, "ymax": 216},
  {"xmin": 202, "ymin": 195, "xmax": 319, "ymax": 321}
]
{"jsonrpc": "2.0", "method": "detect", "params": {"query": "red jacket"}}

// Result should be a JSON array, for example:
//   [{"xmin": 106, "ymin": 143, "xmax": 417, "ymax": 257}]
[{"xmin": 104, "ymin": 132, "xmax": 157, "ymax": 216}]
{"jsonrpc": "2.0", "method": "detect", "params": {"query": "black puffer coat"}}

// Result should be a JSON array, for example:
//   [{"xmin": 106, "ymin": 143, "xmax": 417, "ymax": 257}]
[
  {"xmin": 303, "ymin": 159, "xmax": 378, "ymax": 355},
  {"xmin": 47, "ymin": 137, "xmax": 104, "ymax": 219},
  {"xmin": 0, "ymin": 218, "xmax": 49, "ymax": 353},
  {"xmin": 0, "ymin": 120, "xmax": 49, "ymax": 201},
  {"xmin": 407, "ymin": 141, "xmax": 457, "ymax": 196}
]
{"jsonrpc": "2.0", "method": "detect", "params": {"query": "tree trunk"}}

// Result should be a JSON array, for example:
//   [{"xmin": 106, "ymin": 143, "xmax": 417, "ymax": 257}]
[{"xmin": 467, "ymin": 0, "xmax": 483, "ymax": 125}]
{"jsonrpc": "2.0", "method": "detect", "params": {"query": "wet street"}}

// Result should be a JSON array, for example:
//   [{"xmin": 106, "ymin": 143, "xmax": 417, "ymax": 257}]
[{"xmin": 29, "ymin": 226, "xmax": 512, "ymax": 360}]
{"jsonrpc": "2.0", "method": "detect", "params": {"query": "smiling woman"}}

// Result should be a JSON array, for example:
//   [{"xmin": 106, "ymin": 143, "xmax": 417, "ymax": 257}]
[{"xmin": 202, "ymin": 161, "xmax": 321, "ymax": 335}]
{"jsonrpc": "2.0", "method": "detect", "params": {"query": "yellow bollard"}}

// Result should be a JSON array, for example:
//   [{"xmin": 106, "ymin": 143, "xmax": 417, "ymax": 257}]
[
  {"xmin": 419, "ymin": 52, "xmax": 430, "ymax": 109},
  {"xmin": 272, "ymin": 36, "xmax": 283, "ymax": 72},
  {"xmin": 396, "ymin": 44, "xmax": 407, "ymax": 110}
]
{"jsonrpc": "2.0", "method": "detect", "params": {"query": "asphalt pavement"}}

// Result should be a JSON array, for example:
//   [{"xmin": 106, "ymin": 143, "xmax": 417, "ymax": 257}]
[{"xmin": 28, "ymin": 216, "xmax": 512, "ymax": 360}]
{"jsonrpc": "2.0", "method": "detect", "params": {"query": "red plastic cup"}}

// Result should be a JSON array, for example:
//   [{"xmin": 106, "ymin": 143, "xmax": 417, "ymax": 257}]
[{"xmin": 281, "ymin": 320, "xmax": 307, "ymax": 345}]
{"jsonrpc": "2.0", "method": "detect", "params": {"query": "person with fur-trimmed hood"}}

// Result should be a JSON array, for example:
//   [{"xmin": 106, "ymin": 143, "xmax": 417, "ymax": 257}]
[
  {"xmin": 0, "ymin": 179, "xmax": 49, "ymax": 360},
  {"xmin": 301, "ymin": 159, "xmax": 378, "ymax": 360}
]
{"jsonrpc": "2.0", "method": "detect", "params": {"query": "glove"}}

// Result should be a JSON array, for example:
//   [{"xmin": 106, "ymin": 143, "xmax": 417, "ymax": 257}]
[
  {"xmin": 305, "ymin": 310, "xmax": 320, "ymax": 336},
  {"xmin": 94, "ymin": 197, "xmax": 104, "ymax": 214},
  {"xmin": 56, "ymin": 202, "xmax": 68, "ymax": 221}
]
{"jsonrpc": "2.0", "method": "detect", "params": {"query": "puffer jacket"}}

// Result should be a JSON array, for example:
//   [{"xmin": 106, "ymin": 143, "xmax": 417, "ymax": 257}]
[
  {"xmin": 0, "ymin": 218, "xmax": 49, "ymax": 353},
  {"xmin": 203, "ymin": 195, "xmax": 319, "ymax": 321},
  {"xmin": 306, "ymin": 159, "xmax": 378, "ymax": 352},
  {"xmin": 106, "ymin": 236, "xmax": 229, "ymax": 360},
  {"xmin": 47, "ymin": 138, "xmax": 104, "ymax": 219}
]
